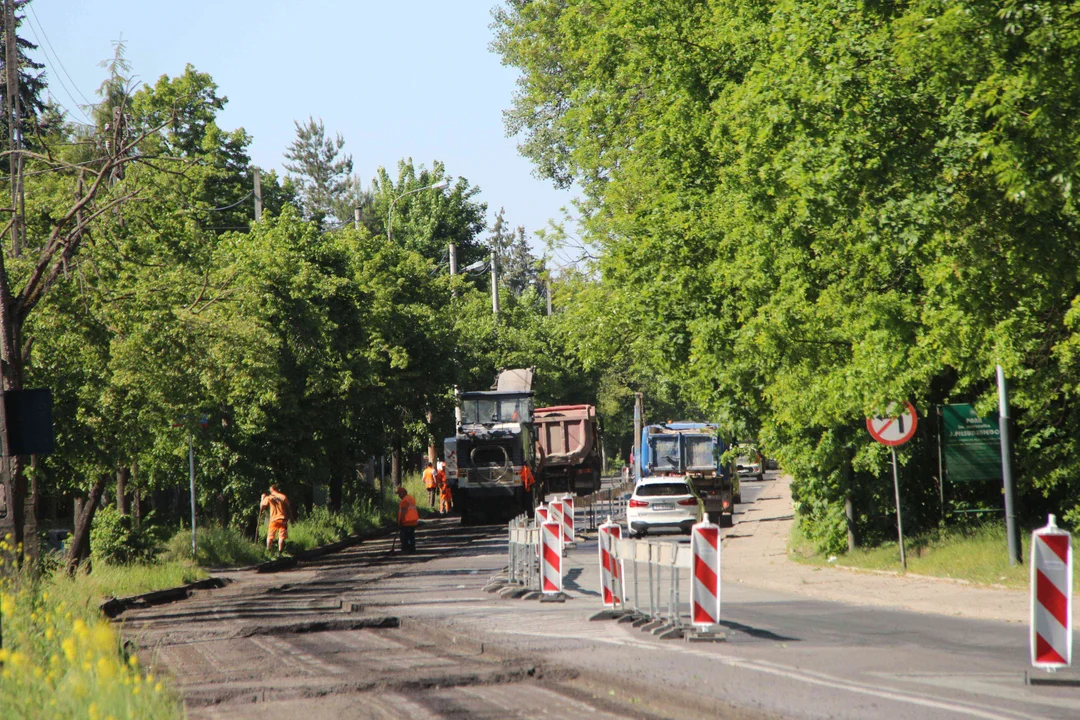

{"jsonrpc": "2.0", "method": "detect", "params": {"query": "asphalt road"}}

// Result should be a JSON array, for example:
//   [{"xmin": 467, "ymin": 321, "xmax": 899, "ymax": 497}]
[{"xmin": 122, "ymin": 478, "xmax": 1080, "ymax": 720}]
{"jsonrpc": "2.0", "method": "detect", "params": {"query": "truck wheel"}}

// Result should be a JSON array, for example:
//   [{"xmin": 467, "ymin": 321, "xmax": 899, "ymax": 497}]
[
  {"xmin": 734, "ymin": 492, "xmax": 743, "ymax": 505},
  {"xmin": 719, "ymin": 513, "xmax": 734, "ymax": 528},
  {"xmin": 707, "ymin": 511, "xmax": 721, "ymax": 524}
]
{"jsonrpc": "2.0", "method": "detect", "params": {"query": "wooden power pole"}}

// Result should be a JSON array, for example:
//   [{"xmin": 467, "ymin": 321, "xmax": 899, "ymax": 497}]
[{"xmin": 4, "ymin": 0, "xmax": 21, "ymax": 255}]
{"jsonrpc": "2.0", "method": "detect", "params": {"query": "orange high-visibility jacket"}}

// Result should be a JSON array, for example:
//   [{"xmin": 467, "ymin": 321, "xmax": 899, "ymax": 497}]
[
  {"xmin": 398, "ymin": 494, "xmax": 419, "ymax": 527},
  {"xmin": 423, "ymin": 467, "xmax": 437, "ymax": 489},
  {"xmin": 260, "ymin": 491, "xmax": 289, "ymax": 524}
]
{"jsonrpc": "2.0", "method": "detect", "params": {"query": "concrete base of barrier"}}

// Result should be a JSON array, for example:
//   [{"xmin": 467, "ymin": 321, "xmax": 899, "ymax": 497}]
[
  {"xmin": 631, "ymin": 616, "xmax": 653, "ymax": 628},
  {"xmin": 618, "ymin": 612, "xmax": 645, "ymax": 624},
  {"xmin": 589, "ymin": 609, "xmax": 630, "ymax": 621},
  {"xmin": 656, "ymin": 626, "xmax": 685, "ymax": 640},
  {"xmin": 498, "ymin": 586, "xmax": 530, "ymax": 599},
  {"xmin": 539, "ymin": 592, "xmax": 568, "ymax": 603},
  {"xmin": 686, "ymin": 629, "xmax": 728, "ymax": 643},
  {"xmin": 521, "ymin": 590, "xmax": 544, "ymax": 600},
  {"xmin": 484, "ymin": 581, "xmax": 507, "ymax": 593},
  {"xmin": 640, "ymin": 619, "xmax": 667, "ymax": 632}
]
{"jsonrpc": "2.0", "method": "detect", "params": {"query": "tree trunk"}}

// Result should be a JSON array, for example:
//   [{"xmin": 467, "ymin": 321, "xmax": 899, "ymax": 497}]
[
  {"xmin": 328, "ymin": 474, "xmax": 342, "ymax": 512},
  {"xmin": 391, "ymin": 436, "xmax": 402, "ymax": 488},
  {"xmin": 131, "ymin": 459, "xmax": 141, "ymax": 528},
  {"xmin": 426, "ymin": 408, "xmax": 437, "ymax": 466},
  {"xmin": 65, "ymin": 473, "xmax": 108, "ymax": 576},
  {"xmin": 843, "ymin": 455, "xmax": 857, "ymax": 552},
  {"xmin": 116, "ymin": 464, "xmax": 129, "ymax": 515}
]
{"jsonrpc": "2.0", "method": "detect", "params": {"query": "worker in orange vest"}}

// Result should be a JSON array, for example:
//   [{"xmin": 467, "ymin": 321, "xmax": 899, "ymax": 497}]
[
  {"xmin": 422, "ymin": 461, "xmax": 438, "ymax": 507},
  {"xmin": 396, "ymin": 486, "xmax": 419, "ymax": 554},
  {"xmin": 438, "ymin": 473, "xmax": 453, "ymax": 514},
  {"xmin": 259, "ymin": 485, "xmax": 291, "ymax": 554}
]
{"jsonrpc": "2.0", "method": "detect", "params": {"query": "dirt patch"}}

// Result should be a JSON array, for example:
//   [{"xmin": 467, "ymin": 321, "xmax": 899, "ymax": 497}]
[{"xmin": 723, "ymin": 475, "xmax": 1030, "ymax": 623}]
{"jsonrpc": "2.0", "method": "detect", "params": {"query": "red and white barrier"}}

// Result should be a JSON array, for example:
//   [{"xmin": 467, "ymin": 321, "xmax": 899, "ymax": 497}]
[
  {"xmin": 535, "ymin": 504, "xmax": 549, "ymax": 524},
  {"xmin": 1031, "ymin": 515, "xmax": 1072, "ymax": 669},
  {"xmin": 562, "ymin": 494, "xmax": 576, "ymax": 544},
  {"xmin": 598, "ymin": 520, "xmax": 623, "ymax": 606},
  {"xmin": 541, "ymin": 520, "xmax": 563, "ymax": 594},
  {"xmin": 691, "ymin": 521, "xmax": 721, "ymax": 629},
  {"xmin": 549, "ymin": 500, "xmax": 565, "ymax": 541}
]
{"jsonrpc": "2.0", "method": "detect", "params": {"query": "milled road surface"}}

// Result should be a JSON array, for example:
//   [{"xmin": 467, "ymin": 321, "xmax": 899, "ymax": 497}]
[{"xmin": 119, "ymin": 478, "xmax": 1080, "ymax": 719}]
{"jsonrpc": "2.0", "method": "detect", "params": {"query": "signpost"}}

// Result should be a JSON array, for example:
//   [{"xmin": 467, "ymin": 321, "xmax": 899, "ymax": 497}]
[
  {"xmin": 867, "ymin": 402, "xmax": 918, "ymax": 570},
  {"xmin": 941, "ymin": 404, "xmax": 1001, "ymax": 483}
]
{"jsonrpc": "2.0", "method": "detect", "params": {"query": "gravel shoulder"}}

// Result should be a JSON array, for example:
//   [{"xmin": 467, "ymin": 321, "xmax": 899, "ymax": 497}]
[{"xmin": 723, "ymin": 474, "xmax": 1031, "ymax": 624}]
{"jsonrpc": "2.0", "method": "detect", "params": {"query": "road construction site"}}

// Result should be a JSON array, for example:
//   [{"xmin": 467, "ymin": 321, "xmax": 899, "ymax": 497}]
[{"xmin": 118, "ymin": 474, "xmax": 1080, "ymax": 720}]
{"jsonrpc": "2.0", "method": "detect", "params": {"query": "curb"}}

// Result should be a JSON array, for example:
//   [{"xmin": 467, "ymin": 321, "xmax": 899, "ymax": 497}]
[
  {"xmin": 101, "ymin": 522, "xmax": 407, "ymax": 619},
  {"xmin": 236, "ymin": 524, "xmax": 401, "ymax": 574},
  {"xmin": 100, "ymin": 577, "xmax": 231, "ymax": 619}
]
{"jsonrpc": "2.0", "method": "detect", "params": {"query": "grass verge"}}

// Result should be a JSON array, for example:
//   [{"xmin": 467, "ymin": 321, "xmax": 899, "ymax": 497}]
[
  {"xmin": 1, "ymin": 537, "xmax": 185, "ymax": 719},
  {"xmin": 789, "ymin": 522, "xmax": 1080, "ymax": 590}
]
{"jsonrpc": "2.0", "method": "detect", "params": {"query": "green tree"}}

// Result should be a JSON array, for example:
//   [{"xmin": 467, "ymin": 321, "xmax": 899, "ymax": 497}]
[{"xmin": 284, "ymin": 116, "xmax": 354, "ymax": 228}]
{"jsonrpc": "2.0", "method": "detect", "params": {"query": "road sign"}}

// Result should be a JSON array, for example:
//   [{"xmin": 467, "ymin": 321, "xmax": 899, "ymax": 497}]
[
  {"xmin": 866, "ymin": 402, "xmax": 918, "ymax": 446},
  {"xmin": 941, "ymin": 404, "xmax": 1001, "ymax": 483},
  {"xmin": 867, "ymin": 402, "xmax": 918, "ymax": 570}
]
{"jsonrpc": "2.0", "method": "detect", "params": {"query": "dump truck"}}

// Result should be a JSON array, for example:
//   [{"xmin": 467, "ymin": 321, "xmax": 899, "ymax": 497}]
[
  {"xmin": 534, "ymin": 404, "xmax": 603, "ymax": 496},
  {"xmin": 639, "ymin": 422, "xmax": 738, "ymax": 526},
  {"xmin": 447, "ymin": 369, "xmax": 540, "ymax": 525}
]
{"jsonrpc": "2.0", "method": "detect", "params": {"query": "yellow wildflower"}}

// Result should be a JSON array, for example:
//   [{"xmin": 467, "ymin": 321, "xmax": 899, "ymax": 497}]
[
  {"xmin": 61, "ymin": 637, "xmax": 77, "ymax": 662},
  {"xmin": 96, "ymin": 656, "xmax": 116, "ymax": 680},
  {"xmin": 91, "ymin": 623, "xmax": 115, "ymax": 652}
]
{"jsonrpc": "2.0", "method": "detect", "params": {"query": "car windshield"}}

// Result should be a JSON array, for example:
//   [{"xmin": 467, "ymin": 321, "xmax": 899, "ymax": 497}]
[{"xmin": 636, "ymin": 483, "xmax": 693, "ymax": 497}]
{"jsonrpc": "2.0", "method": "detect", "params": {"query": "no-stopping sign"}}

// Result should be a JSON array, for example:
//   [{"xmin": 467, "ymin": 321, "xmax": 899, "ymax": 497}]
[{"xmin": 866, "ymin": 402, "xmax": 918, "ymax": 446}]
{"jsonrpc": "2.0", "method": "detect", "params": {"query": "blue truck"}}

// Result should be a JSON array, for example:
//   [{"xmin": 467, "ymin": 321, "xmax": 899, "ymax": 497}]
[{"xmin": 639, "ymin": 422, "xmax": 739, "ymax": 527}]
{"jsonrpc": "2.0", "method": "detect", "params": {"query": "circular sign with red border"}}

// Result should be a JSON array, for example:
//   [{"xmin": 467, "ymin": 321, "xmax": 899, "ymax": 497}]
[{"xmin": 866, "ymin": 402, "xmax": 918, "ymax": 446}]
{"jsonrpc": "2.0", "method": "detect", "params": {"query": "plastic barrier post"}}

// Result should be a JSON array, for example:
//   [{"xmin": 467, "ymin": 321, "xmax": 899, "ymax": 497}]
[
  {"xmin": 1031, "ymin": 514, "xmax": 1073, "ymax": 670},
  {"xmin": 541, "ymin": 520, "xmax": 563, "ymax": 594},
  {"xmin": 549, "ymin": 500, "xmax": 565, "ymax": 543},
  {"xmin": 691, "ymin": 521, "xmax": 722, "ymax": 631},
  {"xmin": 597, "ymin": 520, "xmax": 622, "ymax": 607},
  {"xmin": 562, "ymin": 494, "xmax": 576, "ymax": 544}
]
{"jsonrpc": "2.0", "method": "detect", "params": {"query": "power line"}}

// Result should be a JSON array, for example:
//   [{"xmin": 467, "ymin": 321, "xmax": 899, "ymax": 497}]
[
  {"xmin": 27, "ymin": 5, "xmax": 92, "ymax": 108},
  {"xmin": 21, "ymin": 7, "xmax": 93, "ymax": 124}
]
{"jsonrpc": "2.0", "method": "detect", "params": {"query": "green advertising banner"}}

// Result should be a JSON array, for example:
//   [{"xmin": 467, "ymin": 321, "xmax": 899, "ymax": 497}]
[{"xmin": 941, "ymin": 404, "xmax": 1001, "ymax": 483}]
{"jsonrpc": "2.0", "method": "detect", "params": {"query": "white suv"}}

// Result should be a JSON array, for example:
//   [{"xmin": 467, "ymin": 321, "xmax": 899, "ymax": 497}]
[{"xmin": 627, "ymin": 477, "xmax": 703, "ymax": 536}]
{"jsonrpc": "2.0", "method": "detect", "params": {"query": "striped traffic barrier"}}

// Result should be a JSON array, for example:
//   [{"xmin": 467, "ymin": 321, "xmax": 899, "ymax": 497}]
[
  {"xmin": 541, "ymin": 520, "xmax": 563, "ymax": 594},
  {"xmin": 1031, "ymin": 514, "xmax": 1072, "ymax": 669},
  {"xmin": 562, "ymin": 494, "xmax": 576, "ymax": 544},
  {"xmin": 535, "ymin": 503, "xmax": 549, "ymax": 524},
  {"xmin": 597, "ymin": 519, "xmax": 622, "ymax": 606},
  {"xmin": 691, "ymin": 521, "xmax": 722, "ymax": 632},
  {"xmin": 549, "ymin": 500, "xmax": 565, "ymax": 542}
]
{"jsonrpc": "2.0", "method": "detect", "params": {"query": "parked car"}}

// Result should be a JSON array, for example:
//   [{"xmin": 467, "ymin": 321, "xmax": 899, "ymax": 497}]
[
  {"xmin": 734, "ymin": 444, "xmax": 764, "ymax": 483},
  {"xmin": 627, "ymin": 477, "xmax": 703, "ymax": 536}
]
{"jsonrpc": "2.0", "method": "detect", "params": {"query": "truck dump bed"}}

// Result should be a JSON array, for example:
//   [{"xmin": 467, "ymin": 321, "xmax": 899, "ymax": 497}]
[
  {"xmin": 534, "ymin": 405, "xmax": 602, "ymax": 495},
  {"xmin": 535, "ymin": 405, "xmax": 596, "ymax": 465}
]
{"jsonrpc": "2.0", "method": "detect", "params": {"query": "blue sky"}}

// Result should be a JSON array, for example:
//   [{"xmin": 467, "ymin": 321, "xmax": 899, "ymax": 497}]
[{"xmin": 28, "ymin": 1, "xmax": 574, "ymax": 250}]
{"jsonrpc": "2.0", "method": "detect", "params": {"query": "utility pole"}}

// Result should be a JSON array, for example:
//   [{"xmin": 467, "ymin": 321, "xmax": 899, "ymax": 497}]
[
  {"xmin": 252, "ymin": 167, "xmax": 262, "ymax": 222},
  {"xmin": 5, "ymin": 0, "xmax": 21, "ymax": 256},
  {"xmin": 633, "ymin": 393, "xmax": 643, "ymax": 483},
  {"xmin": 546, "ymin": 280, "xmax": 553, "ymax": 316},
  {"xmin": 997, "ymin": 365, "xmax": 1022, "ymax": 566},
  {"xmin": 490, "ymin": 247, "xmax": 500, "ymax": 315},
  {"xmin": 189, "ymin": 433, "xmax": 197, "ymax": 559},
  {"xmin": 448, "ymin": 242, "xmax": 457, "ymax": 276},
  {"xmin": 353, "ymin": 207, "xmax": 360, "ymax": 230}
]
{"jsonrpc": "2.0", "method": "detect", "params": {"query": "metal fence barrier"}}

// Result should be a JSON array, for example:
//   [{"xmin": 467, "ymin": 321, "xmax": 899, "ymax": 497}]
[
  {"xmin": 577, "ymin": 481, "xmax": 633, "ymax": 531},
  {"xmin": 591, "ymin": 532, "xmax": 724, "ymax": 641},
  {"xmin": 506, "ymin": 513, "xmax": 540, "ymax": 591}
]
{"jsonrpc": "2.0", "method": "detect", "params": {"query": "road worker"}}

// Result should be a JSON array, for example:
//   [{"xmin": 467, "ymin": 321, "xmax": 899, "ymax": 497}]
[
  {"xmin": 259, "ymin": 485, "xmax": 291, "ymax": 554},
  {"xmin": 438, "ymin": 473, "xmax": 453, "ymax": 514},
  {"xmin": 423, "ymin": 461, "xmax": 438, "ymax": 507},
  {"xmin": 396, "ymin": 486, "xmax": 419, "ymax": 554}
]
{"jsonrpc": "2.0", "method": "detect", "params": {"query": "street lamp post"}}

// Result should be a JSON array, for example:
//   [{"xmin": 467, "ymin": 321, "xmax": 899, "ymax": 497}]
[{"xmin": 386, "ymin": 179, "xmax": 449, "ymax": 244}]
